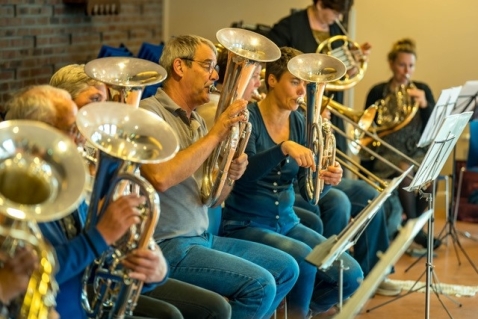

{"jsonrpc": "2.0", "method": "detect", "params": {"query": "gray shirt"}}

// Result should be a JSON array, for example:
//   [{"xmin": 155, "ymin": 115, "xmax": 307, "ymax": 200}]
[{"xmin": 140, "ymin": 89, "xmax": 209, "ymax": 241}]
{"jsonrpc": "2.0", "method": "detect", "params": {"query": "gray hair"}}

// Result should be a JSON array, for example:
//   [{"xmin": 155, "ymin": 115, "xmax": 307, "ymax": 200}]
[
  {"xmin": 159, "ymin": 35, "xmax": 216, "ymax": 84},
  {"xmin": 4, "ymin": 85, "xmax": 71, "ymax": 126},
  {"xmin": 50, "ymin": 64, "xmax": 102, "ymax": 99}
]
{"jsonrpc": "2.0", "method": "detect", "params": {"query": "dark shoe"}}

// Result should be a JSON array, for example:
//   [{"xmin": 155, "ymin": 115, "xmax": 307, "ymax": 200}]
[{"xmin": 413, "ymin": 230, "xmax": 442, "ymax": 250}]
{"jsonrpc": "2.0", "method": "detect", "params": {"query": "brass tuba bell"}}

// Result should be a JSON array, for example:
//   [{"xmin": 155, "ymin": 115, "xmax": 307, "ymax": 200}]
[
  {"xmin": 84, "ymin": 57, "xmax": 167, "ymax": 108},
  {"xmin": 288, "ymin": 53, "xmax": 346, "ymax": 204},
  {"xmin": 201, "ymin": 27, "xmax": 281, "ymax": 207},
  {"xmin": 0, "ymin": 120, "xmax": 88, "ymax": 319}
]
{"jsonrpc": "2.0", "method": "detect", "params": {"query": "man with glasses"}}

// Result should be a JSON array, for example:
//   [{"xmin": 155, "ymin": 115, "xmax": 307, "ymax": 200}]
[{"xmin": 139, "ymin": 34, "xmax": 299, "ymax": 319}]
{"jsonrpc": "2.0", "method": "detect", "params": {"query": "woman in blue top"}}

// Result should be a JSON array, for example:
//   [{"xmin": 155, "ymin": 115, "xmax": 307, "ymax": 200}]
[{"xmin": 222, "ymin": 47, "xmax": 363, "ymax": 318}]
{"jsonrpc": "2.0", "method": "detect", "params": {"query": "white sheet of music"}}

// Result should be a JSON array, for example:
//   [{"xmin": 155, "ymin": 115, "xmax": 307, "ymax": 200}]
[
  {"xmin": 405, "ymin": 112, "xmax": 473, "ymax": 191},
  {"xmin": 451, "ymin": 80, "xmax": 478, "ymax": 115},
  {"xmin": 417, "ymin": 86, "xmax": 462, "ymax": 147}
]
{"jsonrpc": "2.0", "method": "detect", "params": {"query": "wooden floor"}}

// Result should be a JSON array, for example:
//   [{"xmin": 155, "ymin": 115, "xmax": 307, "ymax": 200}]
[{"xmin": 355, "ymin": 217, "xmax": 478, "ymax": 319}]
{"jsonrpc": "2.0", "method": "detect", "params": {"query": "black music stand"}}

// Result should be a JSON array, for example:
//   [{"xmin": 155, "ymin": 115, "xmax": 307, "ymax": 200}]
[
  {"xmin": 411, "ymin": 86, "xmax": 478, "ymax": 273},
  {"xmin": 368, "ymin": 112, "xmax": 473, "ymax": 319},
  {"xmin": 449, "ymin": 81, "xmax": 478, "ymax": 242},
  {"xmin": 305, "ymin": 167, "xmax": 413, "ymax": 311},
  {"xmin": 333, "ymin": 210, "xmax": 433, "ymax": 319}
]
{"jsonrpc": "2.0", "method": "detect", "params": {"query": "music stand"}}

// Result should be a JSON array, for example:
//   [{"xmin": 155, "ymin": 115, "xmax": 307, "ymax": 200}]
[
  {"xmin": 417, "ymin": 86, "xmax": 462, "ymax": 148},
  {"xmin": 305, "ymin": 167, "xmax": 413, "ymax": 311},
  {"xmin": 368, "ymin": 112, "xmax": 473, "ymax": 319},
  {"xmin": 451, "ymin": 80, "xmax": 478, "ymax": 117},
  {"xmin": 333, "ymin": 210, "xmax": 433, "ymax": 319}
]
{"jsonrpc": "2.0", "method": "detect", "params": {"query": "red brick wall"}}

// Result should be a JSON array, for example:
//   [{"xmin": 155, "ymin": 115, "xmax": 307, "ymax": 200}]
[{"xmin": 0, "ymin": 0, "xmax": 164, "ymax": 105}]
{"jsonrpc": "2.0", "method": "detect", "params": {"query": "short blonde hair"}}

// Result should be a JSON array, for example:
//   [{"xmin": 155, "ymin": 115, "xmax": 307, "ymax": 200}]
[{"xmin": 50, "ymin": 64, "xmax": 103, "ymax": 99}]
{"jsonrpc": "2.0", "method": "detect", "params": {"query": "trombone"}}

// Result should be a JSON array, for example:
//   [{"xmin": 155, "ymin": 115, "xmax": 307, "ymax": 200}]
[{"xmin": 325, "ymin": 100, "xmax": 419, "ymax": 192}]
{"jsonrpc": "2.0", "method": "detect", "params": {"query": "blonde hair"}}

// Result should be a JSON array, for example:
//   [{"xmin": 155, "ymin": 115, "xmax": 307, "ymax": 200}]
[
  {"xmin": 388, "ymin": 38, "xmax": 417, "ymax": 62},
  {"xmin": 50, "ymin": 64, "xmax": 103, "ymax": 99}
]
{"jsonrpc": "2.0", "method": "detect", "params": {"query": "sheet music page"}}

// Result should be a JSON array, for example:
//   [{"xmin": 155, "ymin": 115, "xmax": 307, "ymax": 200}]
[
  {"xmin": 418, "ymin": 86, "xmax": 462, "ymax": 147},
  {"xmin": 451, "ymin": 80, "xmax": 478, "ymax": 115},
  {"xmin": 406, "ymin": 112, "xmax": 473, "ymax": 191}
]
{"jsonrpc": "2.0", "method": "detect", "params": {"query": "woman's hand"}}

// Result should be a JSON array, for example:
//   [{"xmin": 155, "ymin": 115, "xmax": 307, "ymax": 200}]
[{"xmin": 320, "ymin": 161, "xmax": 343, "ymax": 186}]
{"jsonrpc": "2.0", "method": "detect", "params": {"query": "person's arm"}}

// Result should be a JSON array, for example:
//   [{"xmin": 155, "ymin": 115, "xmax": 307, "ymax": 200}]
[
  {"xmin": 41, "ymin": 194, "xmax": 145, "ymax": 285},
  {"xmin": 267, "ymin": 15, "xmax": 293, "ymax": 48},
  {"xmin": 140, "ymin": 99, "xmax": 248, "ymax": 193}
]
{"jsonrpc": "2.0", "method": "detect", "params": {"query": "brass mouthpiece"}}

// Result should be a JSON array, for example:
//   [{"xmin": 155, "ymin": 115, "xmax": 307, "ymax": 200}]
[{"xmin": 209, "ymin": 85, "xmax": 221, "ymax": 94}]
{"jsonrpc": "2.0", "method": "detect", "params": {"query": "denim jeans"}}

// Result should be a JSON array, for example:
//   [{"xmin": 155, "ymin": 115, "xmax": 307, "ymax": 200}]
[
  {"xmin": 158, "ymin": 233, "xmax": 299, "ymax": 319},
  {"xmin": 222, "ymin": 220, "xmax": 363, "ymax": 318},
  {"xmin": 295, "ymin": 178, "xmax": 391, "ymax": 276}
]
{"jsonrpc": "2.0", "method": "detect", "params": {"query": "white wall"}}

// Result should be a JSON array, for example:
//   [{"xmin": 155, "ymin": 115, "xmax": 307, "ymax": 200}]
[{"xmin": 165, "ymin": 0, "xmax": 477, "ymax": 213}]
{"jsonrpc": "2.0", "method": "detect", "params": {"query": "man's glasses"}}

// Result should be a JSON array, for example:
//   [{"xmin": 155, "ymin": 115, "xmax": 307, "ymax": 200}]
[{"xmin": 180, "ymin": 57, "xmax": 219, "ymax": 75}]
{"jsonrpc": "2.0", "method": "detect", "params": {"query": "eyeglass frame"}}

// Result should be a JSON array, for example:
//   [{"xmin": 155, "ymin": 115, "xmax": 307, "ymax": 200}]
[{"xmin": 179, "ymin": 57, "xmax": 220, "ymax": 75}]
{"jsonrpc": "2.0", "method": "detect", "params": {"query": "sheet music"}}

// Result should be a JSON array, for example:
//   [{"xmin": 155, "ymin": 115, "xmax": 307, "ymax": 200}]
[
  {"xmin": 451, "ymin": 80, "xmax": 478, "ymax": 115},
  {"xmin": 405, "ymin": 112, "xmax": 473, "ymax": 191},
  {"xmin": 306, "ymin": 167, "xmax": 413, "ymax": 270},
  {"xmin": 417, "ymin": 86, "xmax": 462, "ymax": 147}
]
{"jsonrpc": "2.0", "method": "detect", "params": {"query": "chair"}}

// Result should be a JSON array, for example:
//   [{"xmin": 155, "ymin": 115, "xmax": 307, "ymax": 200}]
[{"xmin": 453, "ymin": 119, "xmax": 478, "ymax": 222}]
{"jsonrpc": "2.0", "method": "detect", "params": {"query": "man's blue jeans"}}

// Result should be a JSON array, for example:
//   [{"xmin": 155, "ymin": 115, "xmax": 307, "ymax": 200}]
[
  {"xmin": 222, "ymin": 220, "xmax": 363, "ymax": 317},
  {"xmin": 158, "ymin": 233, "xmax": 299, "ymax": 319}
]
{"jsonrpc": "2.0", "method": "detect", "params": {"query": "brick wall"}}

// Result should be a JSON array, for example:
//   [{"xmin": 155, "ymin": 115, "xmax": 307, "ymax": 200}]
[{"xmin": 0, "ymin": 0, "xmax": 164, "ymax": 105}]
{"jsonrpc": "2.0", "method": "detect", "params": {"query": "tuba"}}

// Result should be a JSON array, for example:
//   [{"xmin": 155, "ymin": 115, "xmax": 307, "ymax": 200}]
[
  {"xmin": 201, "ymin": 28, "xmax": 281, "ymax": 207},
  {"xmin": 0, "ymin": 120, "xmax": 88, "ymax": 319},
  {"xmin": 288, "ymin": 53, "xmax": 346, "ymax": 205},
  {"xmin": 84, "ymin": 57, "xmax": 167, "ymax": 107},
  {"xmin": 316, "ymin": 20, "xmax": 368, "ymax": 91},
  {"xmin": 76, "ymin": 102, "xmax": 179, "ymax": 319}
]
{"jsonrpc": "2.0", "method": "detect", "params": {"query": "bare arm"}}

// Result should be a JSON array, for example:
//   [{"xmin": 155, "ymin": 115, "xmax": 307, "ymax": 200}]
[{"xmin": 141, "ymin": 99, "xmax": 248, "ymax": 192}]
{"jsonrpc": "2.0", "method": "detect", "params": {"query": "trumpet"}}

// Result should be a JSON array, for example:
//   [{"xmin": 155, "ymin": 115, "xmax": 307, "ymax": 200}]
[{"xmin": 288, "ymin": 53, "xmax": 346, "ymax": 204}]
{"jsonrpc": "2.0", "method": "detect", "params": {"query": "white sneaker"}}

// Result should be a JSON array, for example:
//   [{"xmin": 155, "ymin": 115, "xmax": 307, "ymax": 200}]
[{"xmin": 375, "ymin": 278, "xmax": 401, "ymax": 296}]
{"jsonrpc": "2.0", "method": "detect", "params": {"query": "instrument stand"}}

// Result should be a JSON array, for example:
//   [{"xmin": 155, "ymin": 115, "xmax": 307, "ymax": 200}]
[
  {"xmin": 334, "ymin": 211, "xmax": 433, "ymax": 319},
  {"xmin": 305, "ymin": 168, "xmax": 412, "ymax": 314},
  {"xmin": 435, "ymin": 162, "xmax": 478, "ymax": 272},
  {"xmin": 367, "ymin": 112, "xmax": 473, "ymax": 319},
  {"xmin": 368, "ymin": 187, "xmax": 461, "ymax": 319}
]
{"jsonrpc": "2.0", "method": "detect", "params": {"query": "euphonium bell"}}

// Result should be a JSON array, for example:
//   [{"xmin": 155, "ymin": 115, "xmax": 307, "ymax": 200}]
[
  {"xmin": 76, "ymin": 102, "xmax": 179, "ymax": 319},
  {"xmin": 201, "ymin": 27, "xmax": 281, "ymax": 207},
  {"xmin": 84, "ymin": 57, "xmax": 167, "ymax": 108},
  {"xmin": 0, "ymin": 120, "xmax": 88, "ymax": 319},
  {"xmin": 288, "ymin": 53, "xmax": 346, "ymax": 205}
]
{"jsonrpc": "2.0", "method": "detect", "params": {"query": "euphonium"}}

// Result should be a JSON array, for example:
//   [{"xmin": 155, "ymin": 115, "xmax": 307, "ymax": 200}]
[
  {"xmin": 84, "ymin": 57, "xmax": 167, "ymax": 108},
  {"xmin": 201, "ymin": 28, "xmax": 281, "ymax": 207},
  {"xmin": 76, "ymin": 102, "xmax": 179, "ymax": 319},
  {"xmin": 288, "ymin": 53, "xmax": 346, "ymax": 205},
  {"xmin": 0, "ymin": 120, "xmax": 88, "ymax": 319},
  {"xmin": 316, "ymin": 20, "xmax": 368, "ymax": 91}
]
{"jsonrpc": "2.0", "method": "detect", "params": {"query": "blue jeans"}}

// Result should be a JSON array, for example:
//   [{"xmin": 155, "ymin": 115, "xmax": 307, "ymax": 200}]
[
  {"xmin": 222, "ymin": 220, "xmax": 363, "ymax": 318},
  {"xmin": 158, "ymin": 233, "xmax": 299, "ymax": 319}
]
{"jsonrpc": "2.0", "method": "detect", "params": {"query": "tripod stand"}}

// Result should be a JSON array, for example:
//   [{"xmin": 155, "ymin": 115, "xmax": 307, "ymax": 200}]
[
  {"xmin": 305, "ymin": 168, "xmax": 412, "ymax": 312},
  {"xmin": 367, "ymin": 112, "xmax": 473, "ymax": 319}
]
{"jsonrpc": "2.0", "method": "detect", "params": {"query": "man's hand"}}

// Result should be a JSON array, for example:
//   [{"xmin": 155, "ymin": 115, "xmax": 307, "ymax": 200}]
[
  {"xmin": 209, "ymin": 99, "xmax": 248, "ymax": 142},
  {"xmin": 122, "ymin": 243, "xmax": 168, "ymax": 283},
  {"xmin": 0, "ymin": 247, "xmax": 38, "ymax": 304},
  {"xmin": 96, "ymin": 194, "xmax": 146, "ymax": 245}
]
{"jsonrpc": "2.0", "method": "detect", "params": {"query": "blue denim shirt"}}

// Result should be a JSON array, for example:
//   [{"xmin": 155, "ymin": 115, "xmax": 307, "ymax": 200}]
[{"xmin": 224, "ymin": 103, "xmax": 330, "ymax": 234}]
